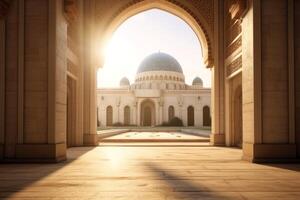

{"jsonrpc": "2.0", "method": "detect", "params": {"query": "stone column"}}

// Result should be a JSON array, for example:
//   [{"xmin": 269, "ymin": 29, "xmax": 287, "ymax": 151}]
[
  {"xmin": 159, "ymin": 101, "xmax": 164, "ymax": 125},
  {"xmin": 242, "ymin": 0, "xmax": 297, "ymax": 162},
  {"xmin": 155, "ymin": 100, "xmax": 160, "ymax": 126},
  {"xmin": 137, "ymin": 99, "xmax": 141, "ymax": 126},
  {"xmin": 2, "ymin": 0, "xmax": 69, "ymax": 162},
  {"xmin": 82, "ymin": 0, "xmax": 97, "ymax": 146},
  {"xmin": 211, "ymin": 0, "xmax": 226, "ymax": 146},
  {"xmin": 132, "ymin": 100, "xmax": 137, "ymax": 125}
]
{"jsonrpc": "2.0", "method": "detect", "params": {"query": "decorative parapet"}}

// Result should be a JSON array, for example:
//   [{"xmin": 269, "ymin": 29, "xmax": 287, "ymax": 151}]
[{"xmin": 0, "ymin": 0, "xmax": 10, "ymax": 19}]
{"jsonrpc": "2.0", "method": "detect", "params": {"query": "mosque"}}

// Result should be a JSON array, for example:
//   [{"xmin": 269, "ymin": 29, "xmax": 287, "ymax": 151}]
[{"xmin": 97, "ymin": 52, "xmax": 211, "ymax": 127}]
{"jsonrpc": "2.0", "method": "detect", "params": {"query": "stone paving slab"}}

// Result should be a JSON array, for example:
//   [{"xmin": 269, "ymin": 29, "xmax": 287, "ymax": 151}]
[{"xmin": 0, "ymin": 144, "xmax": 300, "ymax": 199}]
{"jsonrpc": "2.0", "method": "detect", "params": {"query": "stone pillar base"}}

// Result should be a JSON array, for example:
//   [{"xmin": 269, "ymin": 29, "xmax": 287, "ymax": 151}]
[
  {"xmin": 242, "ymin": 143, "xmax": 299, "ymax": 163},
  {"xmin": 210, "ymin": 133, "xmax": 225, "ymax": 146},
  {"xmin": 0, "ymin": 143, "xmax": 66, "ymax": 163},
  {"xmin": 83, "ymin": 134, "xmax": 98, "ymax": 146}
]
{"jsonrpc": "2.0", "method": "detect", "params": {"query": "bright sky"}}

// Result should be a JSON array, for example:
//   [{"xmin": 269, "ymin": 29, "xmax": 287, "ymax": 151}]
[{"xmin": 98, "ymin": 9, "xmax": 211, "ymax": 88}]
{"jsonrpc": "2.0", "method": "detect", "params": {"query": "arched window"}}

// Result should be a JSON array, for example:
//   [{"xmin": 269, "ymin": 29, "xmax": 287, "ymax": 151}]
[
  {"xmin": 187, "ymin": 106, "xmax": 194, "ymax": 126},
  {"xmin": 168, "ymin": 106, "xmax": 175, "ymax": 121},
  {"xmin": 203, "ymin": 106, "xmax": 211, "ymax": 126},
  {"xmin": 106, "ymin": 106, "xmax": 113, "ymax": 126},
  {"xmin": 124, "ymin": 106, "xmax": 130, "ymax": 125}
]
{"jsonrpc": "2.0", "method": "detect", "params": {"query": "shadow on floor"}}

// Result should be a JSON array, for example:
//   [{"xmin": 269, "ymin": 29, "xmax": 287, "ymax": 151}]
[
  {"xmin": 0, "ymin": 147, "xmax": 96, "ymax": 199},
  {"xmin": 144, "ymin": 162, "xmax": 234, "ymax": 200}
]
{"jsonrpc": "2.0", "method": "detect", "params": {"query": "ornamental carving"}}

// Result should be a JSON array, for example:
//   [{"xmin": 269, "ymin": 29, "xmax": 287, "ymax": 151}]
[
  {"xmin": 226, "ymin": 36, "xmax": 242, "ymax": 58},
  {"xmin": 226, "ymin": 56, "xmax": 242, "ymax": 77},
  {"xmin": 0, "ymin": 0, "xmax": 11, "ymax": 18}
]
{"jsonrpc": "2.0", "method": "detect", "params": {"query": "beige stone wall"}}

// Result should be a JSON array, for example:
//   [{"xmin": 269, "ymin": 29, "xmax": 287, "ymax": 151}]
[
  {"xmin": 4, "ymin": 0, "xmax": 19, "ymax": 157},
  {"xmin": 261, "ymin": 0, "xmax": 289, "ymax": 143},
  {"xmin": 24, "ymin": 0, "xmax": 49, "ymax": 143}
]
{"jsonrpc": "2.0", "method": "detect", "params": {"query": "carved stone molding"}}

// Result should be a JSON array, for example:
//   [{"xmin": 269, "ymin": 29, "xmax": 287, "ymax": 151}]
[
  {"xmin": 226, "ymin": 56, "xmax": 242, "ymax": 77},
  {"xmin": 226, "ymin": 36, "xmax": 242, "ymax": 58},
  {"xmin": 64, "ymin": 0, "xmax": 79, "ymax": 22},
  {"xmin": 0, "ymin": 0, "xmax": 11, "ymax": 19}
]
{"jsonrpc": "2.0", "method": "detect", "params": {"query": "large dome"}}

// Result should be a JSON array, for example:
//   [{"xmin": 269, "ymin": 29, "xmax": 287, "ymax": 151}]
[{"xmin": 137, "ymin": 52, "xmax": 183, "ymax": 73}]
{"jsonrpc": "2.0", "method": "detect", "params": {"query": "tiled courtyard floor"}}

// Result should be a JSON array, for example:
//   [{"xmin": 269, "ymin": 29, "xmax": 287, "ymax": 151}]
[
  {"xmin": 101, "ymin": 131, "xmax": 209, "ymax": 142},
  {"xmin": 1, "ymin": 140, "xmax": 300, "ymax": 199}
]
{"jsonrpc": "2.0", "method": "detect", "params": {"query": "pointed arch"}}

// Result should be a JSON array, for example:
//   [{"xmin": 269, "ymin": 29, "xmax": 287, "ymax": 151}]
[
  {"xmin": 187, "ymin": 106, "xmax": 194, "ymax": 126},
  {"xmin": 124, "ymin": 105, "xmax": 130, "ymax": 125},
  {"xmin": 203, "ymin": 105, "xmax": 211, "ymax": 126},
  {"xmin": 106, "ymin": 106, "xmax": 113, "ymax": 126}
]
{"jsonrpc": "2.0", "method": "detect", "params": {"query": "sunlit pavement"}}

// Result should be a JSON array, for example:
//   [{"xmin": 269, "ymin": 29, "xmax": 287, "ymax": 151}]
[
  {"xmin": 1, "ymin": 144, "xmax": 300, "ymax": 199},
  {"xmin": 101, "ymin": 131, "xmax": 209, "ymax": 143}
]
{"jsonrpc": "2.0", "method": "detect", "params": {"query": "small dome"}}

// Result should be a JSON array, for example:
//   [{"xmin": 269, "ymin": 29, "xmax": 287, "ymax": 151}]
[
  {"xmin": 120, "ymin": 77, "xmax": 130, "ymax": 86},
  {"xmin": 192, "ymin": 77, "xmax": 203, "ymax": 86},
  {"xmin": 137, "ymin": 52, "xmax": 183, "ymax": 74}
]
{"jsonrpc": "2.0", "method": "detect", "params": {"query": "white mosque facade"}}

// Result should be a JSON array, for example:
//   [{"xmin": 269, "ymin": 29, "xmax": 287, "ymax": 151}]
[{"xmin": 97, "ymin": 53, "xmax": 211, "ymax": 127}]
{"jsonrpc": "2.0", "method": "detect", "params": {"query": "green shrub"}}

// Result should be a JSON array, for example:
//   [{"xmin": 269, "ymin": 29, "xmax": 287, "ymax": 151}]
[
  {"xmin": 158, "ymin": 117, "xmax": 183, "ymax": 127},
  {"xmin": 112, "ymin": 122, "xmax": 123, "ymax": 126},
  {"xmin": 168, "ymin": 117, "xmax": 183, "ymax": 126}
]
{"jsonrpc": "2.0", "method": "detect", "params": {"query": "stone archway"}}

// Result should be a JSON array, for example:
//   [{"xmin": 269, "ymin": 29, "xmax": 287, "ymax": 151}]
[
  {"xmin": 98, "ymin": 0, "xmax": 214, "ymax": 68},
  {"xmin": 140, "ymin": 99, "xmax": 156, "ymax": 126}
]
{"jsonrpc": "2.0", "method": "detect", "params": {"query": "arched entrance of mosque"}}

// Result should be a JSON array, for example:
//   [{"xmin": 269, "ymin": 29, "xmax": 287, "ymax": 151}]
[
  {"xmin": 187, "ymin": 106, "xmax": 195, "ymax": 126},
  {"xmin": 203, "ymin": 106, "xmax": 211, "ymax": 126},
  {"xmin": 140, "ymin": 100, "xmax": 156, "ymax": 126}
]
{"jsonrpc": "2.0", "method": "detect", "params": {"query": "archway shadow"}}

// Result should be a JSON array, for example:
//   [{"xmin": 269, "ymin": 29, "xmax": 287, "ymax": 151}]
[{"xmin": 0, "ymin": 147, "xmax": 96, "ymax": 199}]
